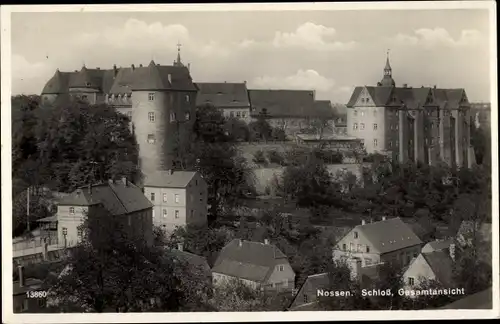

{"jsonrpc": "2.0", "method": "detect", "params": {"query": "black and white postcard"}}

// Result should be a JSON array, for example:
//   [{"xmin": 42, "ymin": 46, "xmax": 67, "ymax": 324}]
[{"xmin": 1, "ymin": 2, "xmax": 498, "ymax": 322}]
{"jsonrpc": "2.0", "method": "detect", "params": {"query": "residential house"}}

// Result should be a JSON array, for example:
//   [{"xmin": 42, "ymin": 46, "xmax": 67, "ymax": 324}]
[
  {"xmin": 346, "ymin": 54, "xmax": 473, "ymax": 168},
  {"xmin": 248, "ymin": 89, "xmax": 335, "ymax": 137},
  {"xmin": 402, "ymin": 249, "xmax": 455, "ymax": 291},
  {"xmin": 212, "ymin": 239, "xmax": 295, "ymax": 292},
  {"xmin": 13, "ymin": 266, "xmax": 46, "ymax": 313},
  {"xmin": 195, "ymin": 82, "xmax": 251, "ymax": 123},
  {"xmin": 332, "ymin": 103, "xmax": 348, "ymax": 135},
  {"xmin": 143, "ymin": 170, "xmax": 208, "ymax": 233},
  {"xmin": 41, "ymin": 50, "xmax": 198, "ymax": 180},
  {"xmin": 332, "ymin": 216, "xmax": 423, "ymax": 269},
  {"xmin": 288, "ymin": 264, "xmax": 382, "ymax": 311},
  {"xmin": 56, "ymin": 177, "xmax": 154, "ymax": 247}
]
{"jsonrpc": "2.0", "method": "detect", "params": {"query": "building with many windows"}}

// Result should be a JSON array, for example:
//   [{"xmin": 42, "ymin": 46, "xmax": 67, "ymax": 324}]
[
  {"xmin": 142, "ymin": 170, "xmax": 208, "ymax": 233},
  {"xmin": 41, "ymin": 49, "xmax": 198, "ymax": 182},
  {"xmin": 195, "ymin": 82, "xmax": 251, "ymax": 123},
  {"xmin": 346, "ymin": 54, "xmax": 474, "ymax": 168}
]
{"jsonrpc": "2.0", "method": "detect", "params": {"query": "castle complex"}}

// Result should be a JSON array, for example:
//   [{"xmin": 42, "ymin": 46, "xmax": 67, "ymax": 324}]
[
  {"xmin": 41, "ymin": 48, "xmax": 197, "ymax": 182},
  {"xmin": 346, "ymin": 54, "xmax": 474, "ymax": 168}
]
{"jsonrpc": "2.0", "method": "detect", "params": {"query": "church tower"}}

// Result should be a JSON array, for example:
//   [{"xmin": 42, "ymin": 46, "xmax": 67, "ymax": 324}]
[{"xmin": 379, "ymin": 50, "xmax": 396, "ymax": 87}]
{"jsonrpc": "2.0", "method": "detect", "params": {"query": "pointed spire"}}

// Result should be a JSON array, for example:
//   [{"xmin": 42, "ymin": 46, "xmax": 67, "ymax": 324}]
[
  {"xmin": 174, "ymin": 41, "xmax": 184, "ymax": 67},
  {"xmin": 149, "ymin": 59, "xmax": 156, "ymax": 67},
  {"xmin": 385, "ymin": 49, "xmax": 392, "ymax": 71}
]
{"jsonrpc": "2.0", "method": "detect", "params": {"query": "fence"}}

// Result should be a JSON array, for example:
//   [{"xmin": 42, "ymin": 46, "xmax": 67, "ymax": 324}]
[{"xmin": 13, "ymin": 235, "xmax": 59, "ymax": 251}]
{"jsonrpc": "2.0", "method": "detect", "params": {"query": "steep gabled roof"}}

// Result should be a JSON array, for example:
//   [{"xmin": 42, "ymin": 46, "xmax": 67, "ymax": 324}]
[
  {"xmin": 57, "ymin": 180, "xmax": 153, "ymax": 216},
  {"xmin": 212, "ymin": 239, "xmax": 289, "ymax": 283},
  {"xmin": 421, "ymin": 239, "xmax": 453, "ymax": 253},
  {"xmin": 347, "ymin": 86, "xmax": 394, "ymax": 107},
  {"xmin": 422, "ymin": 251, "xmax": 454, "ymax": 287},
  {"xmin": 195, "ymin": 82, "xmax": 250, "ymax": 108},
  {"xmin": 248, "ymin": 89, "xmax": 316, "ymax": 118},
  {"xmin": 143, "ymin": 170, "xmax": 197, "ymax": 188},
  {"xmin": 353, "ymin": 217, "xmax": 423, "ymax": 254},
  {"xmin": 41, "ymin": 70, "xmax": 72, "ymax": 94},
  {"xmin": 313, "ymin": 100, "xmax": 336, "ymax": 118}
]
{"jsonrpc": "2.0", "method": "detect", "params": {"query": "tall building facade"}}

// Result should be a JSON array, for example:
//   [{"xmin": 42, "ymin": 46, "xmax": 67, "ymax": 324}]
[
  {"xmin": 41, "ymin": 51, "xmax": 199, "ymax": 181},
  {"xmin": 346, "ymin": 55, "xmax": 473, "ymax": 168}
]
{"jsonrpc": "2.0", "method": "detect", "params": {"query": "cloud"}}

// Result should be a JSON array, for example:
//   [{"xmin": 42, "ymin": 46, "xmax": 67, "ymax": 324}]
[
  {"xmin": 273, "ymin": 22, "xmax": 356, "ymax": 51},
  {"xmin": 391, "ymin": 28, "xmax": 484, "ymax": 48},
  {"xmin": 11, "ymin": 54, "xmax": 53, "ymax": 94},
  {"xmin": 251, "ymin": 69, "xmax": 335, "ymax": 92}
]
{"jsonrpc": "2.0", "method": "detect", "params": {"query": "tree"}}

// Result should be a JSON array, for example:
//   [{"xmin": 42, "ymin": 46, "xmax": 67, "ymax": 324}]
[
  {"xmin": 175, "ymin": 104, "xmax": 255, "ymax": 223},
  {"xmin": 371, "ymin": 261, "xmax": 407, "ymax": 310},
  {"xmin": 224, "ymin": 117, "xmax": 250, "ymax": 142},
  {"xmin": 317, "ymin": 260, "xmax": 373, "ymax": 310},
  {"xmin": 48, "ymin": 207, "xmax": 189, "ymax": 312},
  {"xmin": 252, "ymin": 150, "xmax": 267, "ymax": 165},
  {"xmin": 248, "ymin": 108, "xmax": 272, "ymax": 142}
]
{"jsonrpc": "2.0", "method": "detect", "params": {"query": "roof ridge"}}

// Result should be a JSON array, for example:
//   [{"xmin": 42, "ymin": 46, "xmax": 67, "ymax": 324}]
[{"xmin": 107, "ymin": 182, "xmax": 129, "ymax": 214}]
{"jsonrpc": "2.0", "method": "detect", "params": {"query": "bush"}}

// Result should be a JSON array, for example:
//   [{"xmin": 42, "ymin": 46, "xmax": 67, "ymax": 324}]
[{"xmin": 253, "ymin": 150, "xmax": 267, "ymax": 165}]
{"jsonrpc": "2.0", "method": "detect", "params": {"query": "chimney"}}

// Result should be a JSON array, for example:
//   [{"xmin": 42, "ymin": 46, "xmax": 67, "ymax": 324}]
[
  {"xmin": 96, "ymin": 67, "xmax": 100, "ymax": 70},
  {"xmin": 113, "ymin": 64, "xmax": 118, "ymax": 77},
  {"xmin": 264, "ymin": 238, "xmax": 269, "ymax": 245},
  {"xmin": 244, "ymin": 80, "xmax": 247, "ymax": 84},
  {"xmin": 449, "ymin": 243, "xmax": 456, "ymax": 261},
  {"xmin": 433, "ymin": 85, "xmax": 437, "ymax": 89},
  {"xmin": 140, "ymin": 64, "xmax": 143, "ymax": 67},
  {"xmin": 177, "ymin": 242, "xmax": 183, "ymax": 252},
  {"xmin": 361, "ymin": 219, "xmax": 366, "ymax": 225},
  {"xmin": 132, "ymin": 64, "xmax": 135, "ymax": 70},
  {"xmin": 122, "ymin": 177, "xmax": 127, "ymax": 186},
  {"xmin": 348, "ymin": 258, "xmax": 362, "ymax": 281},
  {"xmin": 18, "ymin": 265, "xmax": 25, "ymax": 287},
  {"xmin": 74, "ymin": 70, "xmax": 78, "ymax": 72},
  {"xmin": 382, "ymin": 216, "xmax": 387, "ymax": 221},
  {"xmin": 403, "ymin": 84, "xmax": 407, "ymax": 88}
]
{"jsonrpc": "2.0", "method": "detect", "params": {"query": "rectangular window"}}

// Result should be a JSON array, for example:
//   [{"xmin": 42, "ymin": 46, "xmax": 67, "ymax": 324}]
[
  {"xmin": 350, "ymin": 243, "xmax": 354, "ymax": 251},
  {"xmin": 163, "ymin": 209, "xmax": 167, "ymax": 217},
  {"xmin": 303, "ymin": 294, "xmax": 308, "ymax": 303},
  {"xmin": 148, "ymin": 93, "xmax": 155, "ymax": 101},
  {"xmin": 190, "ymin": 210, "xmax": 194, "ymax": 217},
  {"xmin": 185, "ymin": 112, "xmax": 191, "ymax": 121},
  {"xmin": 373, "ymin": 123, "xmax": 378, "ymax": 130},
  {"xmin": 175, "ymin": 210, "xmax": 179, "ymax": 218},
  {"xmin": 366, "ymin": 246, "xmax": 370, "ymax": 253},
  {"xmin": 185, "ymin": 95, "xmax": 190, "ymax": 103},
  {"xmin": 242, "ymin": 111, "xmax": 247, "ymax": 118},
  {"xmin": 147, "ymin": 134, "xmax": 156, "ymax": 144},
  {"xmin": 361, "ymin": 111, "xmax": 365, "ymax": 117},
  {"xmin": 230, "ymin": 111, "xmax": 234, "ymax": 117},
  {"xmin": 354, "ymin": 110, "xmax": 358, "ymax": 116},
  {"xmin": 342, "ymin": 243, "xmax": 347, "ymax": 250},
  {"xmin": 389, "ymin": 141, "xmax": 392, "ymax": 148},
  {"xmin": 150, "ymin": 193, "xmax": 155, "ymax": 201},
  {"xmin": 163, "ymin": 193, "xmax": 167, "ymax": 202},
  {"xmin": 396, "ymin": 124, "xmax": 399, "ymax": 130},
  {"xmin": 360, "ymin": 123, "xmax": 365, "ymax": 130},
  {"xmin": 374, "ymin": 139, "xmax": 378, "ymax": 147},
  {"xmin": 175, "ymin": 194, "xmax": 180, "ymax": 203},
  {"xmin": 69, "ymin": 207, "xmax": 75, "ymax": 215},
  {"xmin": 408, "ymin": 277, "xmax": 415, "ymax": 286},
  {"xmin": 148, "ymin": 112, "xmax": 155, "ymax": 122},
  {"xmin": 357, "ymin": 244, "xmax": 362, "ymax": 252},
  {"xmin": 353, "ymin": 123, "xmax": 358, "ymax": 130},
  {"xmin": 278, "ymin": 265, "xmax": 284, "ymax": 271},
  {"xmin": 354, "ymin": 231, "xmax": 358, "ymax": 239},
  {"xmin": 170, "ymin": 112, "xmax": 176, "ymax": 122}
]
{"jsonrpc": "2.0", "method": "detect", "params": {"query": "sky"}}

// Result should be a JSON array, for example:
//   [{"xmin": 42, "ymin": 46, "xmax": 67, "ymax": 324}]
[{"xmin": 9, "ymin": 8, "xmax": 492, "ymax": 104}]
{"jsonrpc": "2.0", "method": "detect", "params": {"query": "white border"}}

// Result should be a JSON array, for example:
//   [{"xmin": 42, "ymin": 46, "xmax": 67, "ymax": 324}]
[{"xmin": 1, "ymin": 1, "xmax": 498, "ymax": 323}]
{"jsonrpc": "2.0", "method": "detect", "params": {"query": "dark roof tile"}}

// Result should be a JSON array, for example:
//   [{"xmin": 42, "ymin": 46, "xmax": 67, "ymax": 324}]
[
  {"xmin": 195, "ymin": 82, "xmax": 250, "ymax": 108},
  {"xmin": 143, "ymin": 170, "xmax": 197, "ymax": 188},
  {"xmin": 248, "ymin": 89, "xmax": 316, "ymax": 118},
  {"xmin": 355, "ymin": 217, "xmax": 423, "ymax": 254}
]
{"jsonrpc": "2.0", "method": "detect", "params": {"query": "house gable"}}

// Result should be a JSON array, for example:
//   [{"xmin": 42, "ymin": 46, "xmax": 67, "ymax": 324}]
[
  {"xmin": 353, "ymin": 87, "xmax": 377, "ymax": 107},
  {"xmin": 403, "ymin": 254, "xmax": 436, "ymax": 286},
  {"xmin": 265, "ymin": 261, "xmax": 295, "ymax": 286},
  {"xmin": 334, "ymin": 227, "xmax": 381, "ymax": 254}
]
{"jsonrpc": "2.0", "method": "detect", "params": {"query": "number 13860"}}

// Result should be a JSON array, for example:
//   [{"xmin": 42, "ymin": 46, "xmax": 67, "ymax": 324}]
[{"xmin": 26, "ymin": 291, "xmax": 48, "ymax": 298}]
